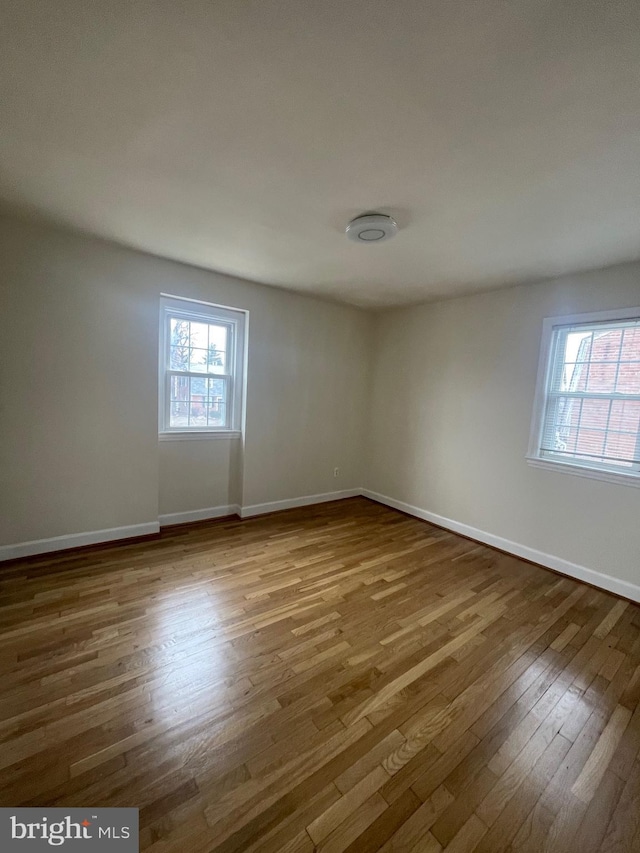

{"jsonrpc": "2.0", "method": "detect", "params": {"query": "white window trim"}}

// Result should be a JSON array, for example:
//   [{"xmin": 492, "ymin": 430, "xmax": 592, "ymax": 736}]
[
  {"xmin": 526, "ymin": 305, "xmax": 640, "ymax": 487},
  {"xmin": 158, "ymin": 431, "xmax": 242, "ymax": 442},
  {"xmin": 159, "ymin": 294, "xmax": 248, "ymax": 438}
]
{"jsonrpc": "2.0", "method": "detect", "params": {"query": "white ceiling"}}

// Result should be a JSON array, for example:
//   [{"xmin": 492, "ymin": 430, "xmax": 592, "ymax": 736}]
[{"xmin": 1, "ymin": 0, "xmax": 640, "ymax": 307}]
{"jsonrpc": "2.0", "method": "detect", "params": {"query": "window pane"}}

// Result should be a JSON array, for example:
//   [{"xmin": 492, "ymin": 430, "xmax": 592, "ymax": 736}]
[
  {"xmin": 604, "ymin": 433, "xmax": 637, "ymax": 467},
  {"xmin": 207, "ymin": 325, "xmax": 228, "ymax": 374},
  {"xmin": 574, "ymin": 428, "xmax": 605, "ymax": 459},
  {"xmin": 559, "ymin": 363, "xmax": 580, "ymax": 391},
  {"xmin": 616, "ymin": 328, "xmax": 640, "ymax": 392},
  {"xmin": 616, "ymin": 327, "xmax": 640, "ymax": 394},
  {"xmin": 207, "ymin": 402, "xmax": 226, "ymax": 428},
  {"xmin": 170, "ymin": 375, "xmax": 190, "ymax": 402},
  {"xmin": 552, "ymin": 332, "xmax": 591, "ymax": 393},
  {"xmin": 541, "ymin": 395, "xmax": 579, "ymax": 454},
  {"xmin": 621, "ymin": 327, "xmax": 640, "ymax": 359},
  {"xmin": 591, "ymin": 329, "xmax": 622, "ymax": 361},
  {"xmin": 206, "ymin": 377, "xmax": 227, "ymax": 427},
  {"xmin": 187, "ymin": 399, "xmax": 208, "ymax": 427},
  {"xmin": 169, "ymin": 401, "xmax": 189, "ymax": 427},
  {"xmin": 188, "ymin": 347, "xmax": 210, "ymax": 373},
  {"xmin": 609, "ymin": 399, "xmax": 640, "ymax": 432},
  {"xmin": 169, "ymin": 319, "xmax": 190, "ymax": 370},
  {"xmin": 617, "ymin": 364, "xmax": 640, "ymax": 394},
  {"xmin": 189, "ymin": 375, "xmax": 208, "ymax": 398},
  {"xmin": 580, "ymin": 398, "xmax": 610, "ymax": 430},
  {"xmin": 207, "ymin": 377, "xmax": 225, "ymax": 397},
  {"xmin": 585, "ymin": 362, "xmax": 617, "ymax": 393},
  {"xmin": 169, "ymin": 373, "xmax": 191, "ymax": 427},
  {"xmin": 188, "ymin": 321, "xmax": 209, "ymax": 349}
]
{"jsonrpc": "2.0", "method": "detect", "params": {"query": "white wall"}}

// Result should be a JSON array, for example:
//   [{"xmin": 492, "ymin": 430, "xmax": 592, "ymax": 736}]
[
  {"xmin": 366, "ymin": 263, "xmax": 640, "ymax": 592},
  {"xmin": 0, "ymin": 216, "xmax": 373, "ymax": 552},
  {"xmin": 158, "ymin": 439, "xmax": 239, "ymax": 519},
  {"xmin": 0, "ymin": 218, "xmax": 159, "ymax": 546}
]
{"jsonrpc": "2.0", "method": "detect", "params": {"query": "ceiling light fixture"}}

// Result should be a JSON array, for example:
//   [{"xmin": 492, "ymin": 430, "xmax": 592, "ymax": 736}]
[{"xmin": 345, "ymin": 213, "xmax": 398, "ymax": 243}]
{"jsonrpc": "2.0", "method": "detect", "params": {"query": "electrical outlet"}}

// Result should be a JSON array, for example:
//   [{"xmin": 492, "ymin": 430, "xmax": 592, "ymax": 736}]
[{"xmin": 333, "ymin": 467, "xmax": 340, "ymax": 478}]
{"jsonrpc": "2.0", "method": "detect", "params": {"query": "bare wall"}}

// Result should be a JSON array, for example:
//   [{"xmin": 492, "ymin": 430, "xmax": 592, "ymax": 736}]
[
  {"xmin": 0, "ymin": 216, "xmax": 373, "ymax": 549},
  {"xmin": 0, "ymin": 218, "xmax": 159, "ymax": 544},
  {"xmin": 365, "ymin": 263, "xmax": 640, "ymax": 589}
]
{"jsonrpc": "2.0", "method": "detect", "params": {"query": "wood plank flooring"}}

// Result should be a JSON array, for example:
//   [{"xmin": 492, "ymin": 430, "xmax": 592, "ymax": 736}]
[{"xmin": 1, "ymin": 497, "xmax": 639, "ymax": 852}]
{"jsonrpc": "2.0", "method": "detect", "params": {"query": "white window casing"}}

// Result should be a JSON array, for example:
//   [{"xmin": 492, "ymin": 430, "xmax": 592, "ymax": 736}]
[
  {"xmin": 159, "ymin": 295, "xmax": 247, "ymax": 438},
  {"xmin": 527, "ymin": 306, "xmax": 640, "ymax": 487}
]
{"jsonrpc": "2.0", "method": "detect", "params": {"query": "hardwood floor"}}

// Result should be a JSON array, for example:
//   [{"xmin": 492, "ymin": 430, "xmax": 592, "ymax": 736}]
[{"xmin": 1, "ymin": 497, "xmax": 639, "ymax": 852}]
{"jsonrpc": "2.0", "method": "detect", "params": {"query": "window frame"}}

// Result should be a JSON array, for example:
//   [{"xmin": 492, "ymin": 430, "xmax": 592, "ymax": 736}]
[
  {"xmin": 159, "ymin": 294, "xmax": 247, "ymax": 439},
  {"xmin": 527, "ymin": 306, "xmax": 640, "ymax": 488}
]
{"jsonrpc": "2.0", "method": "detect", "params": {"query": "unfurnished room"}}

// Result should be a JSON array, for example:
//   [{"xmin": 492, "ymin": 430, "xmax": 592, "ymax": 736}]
[{"xmin": 0, "ymin": 2, "xmax": 639, "ymax": 852}]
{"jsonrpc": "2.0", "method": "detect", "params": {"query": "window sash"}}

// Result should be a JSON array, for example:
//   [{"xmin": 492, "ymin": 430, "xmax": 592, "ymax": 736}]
[
  {"xmin": 165, "ymin": 314, "xmax": 234, "ymax": 368},
  {"xmin": 165, "ymin": 372, "xmax": 232, "ymax": 431}
]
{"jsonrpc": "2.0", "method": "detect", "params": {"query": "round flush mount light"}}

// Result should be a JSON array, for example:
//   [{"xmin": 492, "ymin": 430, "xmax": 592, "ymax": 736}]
[{"xmin": 345, "ymin": 213, "xmax": 398, "ymax": 243}]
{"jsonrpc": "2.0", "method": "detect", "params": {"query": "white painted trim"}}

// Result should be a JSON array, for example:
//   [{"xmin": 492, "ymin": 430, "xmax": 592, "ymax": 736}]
[
  {"xmin": 159, "ymin": 505, "xmax": 240, "ymax": 526},
  {"xmin": 159, "ymin": 431, "xmax": 242, "ymax": 442},
  {"xmin": 6, "ymin": 488, "xmax": 636, "ymax": 603},
  {"xmin": 160, "ymin": 292, "xmax": 250, "ymax": 317},
  {"xmin": 526, "ymin": 456, "xmax": 640, "ymax": 488},
  {"xmin": 361, "ymin": 489, "xmax": 640, "ymax": 603},
  {"xmin": 539, "ymin": 306, "xmax": 640, "ymax": 328},
  {"xmin": 240, "ymin": 489, "xmax": 361, "ymax": 518},
  {"xmin": 0, "ymin": 522, "xmax": 160, "ymax": 562}
]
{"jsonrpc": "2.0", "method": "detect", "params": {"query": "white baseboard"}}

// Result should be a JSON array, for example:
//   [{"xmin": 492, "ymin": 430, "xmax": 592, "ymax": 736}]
[
  {"xmin": 159, "ymin": 505, "xmax": 240, "ymax": 526},
  {"xmin": 362, "ymin": 489, "xmax": 640, "ymax": 603},
  {"xmin": 0, "ymin": 492, "xmax": 359, "ymax": 560},
  {"xmin": 5, "ymin": 489, "xmax": 635, "ymax": 604},
  {"xmin": 240, "ymin": 488, "xmax": 361, "ymax": 519},
  {"xmin": 0, "ymin": 521, "xmax": 160, "ymax": 562}
]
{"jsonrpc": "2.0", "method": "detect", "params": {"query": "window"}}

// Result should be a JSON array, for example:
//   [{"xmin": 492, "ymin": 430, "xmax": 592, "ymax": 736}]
[
  {"xmin": 528, "ymin": 307, "xmax": 640, "ymax": 485},
  {"xmin": 159, "ymin": 295, "xmax": 246, "ymax": 437}
]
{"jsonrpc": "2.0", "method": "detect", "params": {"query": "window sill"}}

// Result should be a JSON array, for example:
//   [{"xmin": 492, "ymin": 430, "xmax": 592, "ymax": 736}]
[
  {"xmin": 526, "ymin": 456, "xmax": 640, "ymax": 488},
  {"xmin": 159, "ymin": 431, "xmax": 242, "ymax": 442}
]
